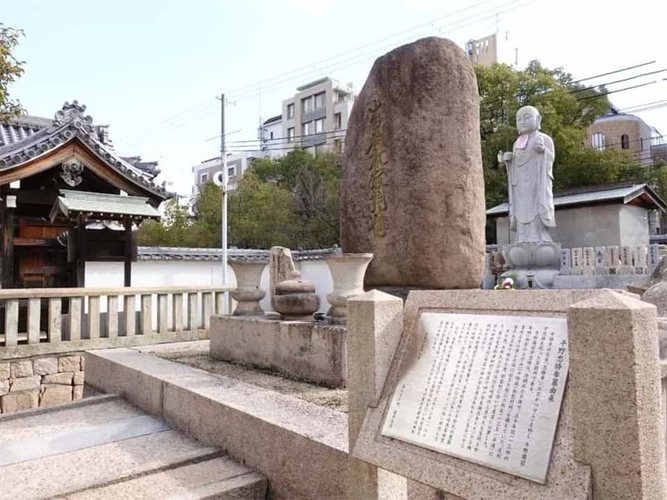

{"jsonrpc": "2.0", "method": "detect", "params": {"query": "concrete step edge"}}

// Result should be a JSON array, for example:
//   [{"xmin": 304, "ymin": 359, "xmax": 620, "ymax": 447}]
[
  {"xmin": 165, "ymin": 471, "xmax": 268, "ymax": 500},
  {"xmin": 55, "ymin": 449, "xmax": 228, "ymax": 498},
  {"xmin": 0, "ymin": 392, "xmax": 122, "ymax": 423}
]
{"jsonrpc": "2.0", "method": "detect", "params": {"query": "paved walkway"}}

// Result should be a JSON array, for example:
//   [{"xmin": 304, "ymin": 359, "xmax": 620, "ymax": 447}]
[{"xmin": 0, "ymin": 394, "xmax": 266, "ymax": 500}]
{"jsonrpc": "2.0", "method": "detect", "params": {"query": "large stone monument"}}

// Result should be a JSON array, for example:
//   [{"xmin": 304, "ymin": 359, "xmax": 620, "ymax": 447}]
[
  {"xmin": 499, "ymin": 105, "xmax": 561, "ymax": 288},
  {"xmin": 341, "ymin": 37, "xmax": 486, "ymax": 290}
]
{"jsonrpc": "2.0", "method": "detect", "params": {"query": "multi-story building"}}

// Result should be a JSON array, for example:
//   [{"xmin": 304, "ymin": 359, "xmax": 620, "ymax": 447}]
[
  {"xmin": 465, "ymin": 34, "xmax": 498, "ymax": 67},
  {"xmin": 258, "ymin": 77, "xmax": 355, "ymax": 158},
  {"xmin": 191, "ymin": 151, "xmax": 257, "ymax": 195},
  {"xmin": 588, "ymin": 108, "xmax": 661, "ymax": 164}
]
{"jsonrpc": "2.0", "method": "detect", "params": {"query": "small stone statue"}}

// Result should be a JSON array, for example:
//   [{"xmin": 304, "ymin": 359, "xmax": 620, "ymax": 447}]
[
  {"xmin": 498, "ymin": 106, "xmax": 556, "ymax": 243},
  {"xmin": 270, "ymin": 247, "xmax": 319, "ymax": 321}
]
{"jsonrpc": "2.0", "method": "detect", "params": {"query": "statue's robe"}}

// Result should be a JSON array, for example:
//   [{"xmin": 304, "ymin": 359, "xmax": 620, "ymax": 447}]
[{"xmin": 508, "ymin": 131, "xmax": 555, "ymax": 242}]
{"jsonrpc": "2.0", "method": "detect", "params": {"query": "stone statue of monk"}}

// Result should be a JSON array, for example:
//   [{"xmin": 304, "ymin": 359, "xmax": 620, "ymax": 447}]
[{"xmin": 499, "ymin": 106, "xmax": 556, "ymax": 243}]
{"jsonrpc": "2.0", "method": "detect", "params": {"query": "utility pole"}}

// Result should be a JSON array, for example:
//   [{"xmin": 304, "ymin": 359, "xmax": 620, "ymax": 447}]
[{"xmin": 219, "ymin": 93, "xmax": 229, "ymax": 313}]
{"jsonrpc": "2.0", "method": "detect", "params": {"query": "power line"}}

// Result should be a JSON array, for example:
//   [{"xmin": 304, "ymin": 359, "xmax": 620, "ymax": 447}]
[
  {"xmin": 571, "ymin": 61, "xmax": 655, "ymax": 84},
  {"xmin": 576, "ymin": 81, "xmax": 657, "ymax": 102},
  {"xmin": 127, "ymin": 0, "xmax": 538, "ymax": 150},
  {"xmin": 570, "ymin": 68, "xmax": 667, "ymax": 94},
  {"xmin": 226, "ymin": 0, "xmax": 537, "ymax": 102},
  {"xmin": 222, "ymin": 0, "xmax": 499, "ymax": 98}
]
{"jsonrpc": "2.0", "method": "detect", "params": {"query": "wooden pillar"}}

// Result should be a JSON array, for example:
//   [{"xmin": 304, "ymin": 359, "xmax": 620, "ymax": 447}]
[
  {"xmin": 124, "ymin": 217, "xmax": 132, "ymax": 287},
  {"xmin": 0, "ymin": 197, "xmax": 14, "ymax": 288},
  {"xmin": 76, "ymin": 214, "xmax": 86, "ymax": 287}
]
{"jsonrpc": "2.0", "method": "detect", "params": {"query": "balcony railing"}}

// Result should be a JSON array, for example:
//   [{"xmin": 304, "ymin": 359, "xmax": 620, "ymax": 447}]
[{"xmin": 0, "ymin": 285, "xmax": 232, "ymax": 359}]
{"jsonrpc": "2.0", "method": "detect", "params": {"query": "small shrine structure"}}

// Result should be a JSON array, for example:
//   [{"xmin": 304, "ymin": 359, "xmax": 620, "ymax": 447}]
[{"xmin": 0, "ymin": 101, "xmax": 169, "ymax": 289}]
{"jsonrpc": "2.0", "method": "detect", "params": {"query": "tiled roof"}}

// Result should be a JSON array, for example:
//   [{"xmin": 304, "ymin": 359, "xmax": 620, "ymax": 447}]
[
  {"xmin": 138, "ymin": 246, "xmax": 340, "ymax": 262},
  {"xmin": 0, "ymin": 101, "xmax": 169, "ymax": 201},
  {"xmin": 50, "ymin": 190, "xmax": 162, "ymax": 222},
  {"xmin": 487, "ymin": 182, "xmax": 667, "ymax": 215}
]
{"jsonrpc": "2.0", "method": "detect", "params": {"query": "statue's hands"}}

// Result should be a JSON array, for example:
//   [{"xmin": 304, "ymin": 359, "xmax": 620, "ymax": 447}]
[
  {"xmin": 535, "ymin": 139, "xmax": 545, "ymax": 154},
  {"xmin": 502, "ymin": 152, "xmax": 513, "ymax": 163}
]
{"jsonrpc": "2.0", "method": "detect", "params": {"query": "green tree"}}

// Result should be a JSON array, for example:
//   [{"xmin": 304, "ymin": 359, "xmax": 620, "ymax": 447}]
[
  {"xmin": 137, "ymin": 198, "xmax": 195, "ymax": 247},
  {"xmin": 0, "ymin": 24, "xmax": 24, "ymax": 121},
  {"xmin": 227, "ymin": 171, "xmax": 296, "ymax": 248},
  {"xmin": 249, "ymin": 149, "xmax": 341, "ymax": 248}
]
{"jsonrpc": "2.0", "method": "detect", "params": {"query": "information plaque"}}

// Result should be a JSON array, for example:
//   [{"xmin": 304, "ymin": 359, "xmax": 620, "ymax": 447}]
[{"xmin": 381, "ymin": 312, "xmax": 568, "ymax": 484}]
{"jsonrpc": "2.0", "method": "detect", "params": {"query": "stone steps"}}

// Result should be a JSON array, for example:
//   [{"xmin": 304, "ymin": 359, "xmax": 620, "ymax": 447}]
[{"xmin": 0, "ymin": 394, "xmax": 266, "ymax": 500}]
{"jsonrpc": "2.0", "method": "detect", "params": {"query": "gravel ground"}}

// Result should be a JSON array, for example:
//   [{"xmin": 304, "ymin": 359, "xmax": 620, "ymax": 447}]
[{"xmin": 156, "ymin": 352, "xmax": 348, "ymax": 413}]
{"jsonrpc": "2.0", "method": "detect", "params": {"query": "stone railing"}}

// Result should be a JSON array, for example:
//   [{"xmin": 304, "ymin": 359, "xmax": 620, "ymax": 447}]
[{"xmin": 0, "ymin": 285, "xmax": 232, "ymax": 359}]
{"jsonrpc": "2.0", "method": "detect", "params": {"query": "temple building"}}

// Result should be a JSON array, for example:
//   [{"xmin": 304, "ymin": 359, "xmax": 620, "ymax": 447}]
[{"xmin": 0, "ymin": 101, "xmax": 170, "ymax": 289}]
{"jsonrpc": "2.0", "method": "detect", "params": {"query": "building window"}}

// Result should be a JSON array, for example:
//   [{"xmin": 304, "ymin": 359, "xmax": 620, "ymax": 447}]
[
  {"xmin": 314, "ymin": 92, "xmax": 325, "ymax": 109},
  {"xmin": 334, "ymin": 112, "xmax": 342, "ymax": 130},
  {"xmin": 288, "ymin": 127, "xmax": 295, "ymax": 142},
  {"xmin": 315, "ymin": 118, "xmax": 325, "ymax": 134},
  {"xmin": 592, "ymin": 132, "xmax": 606, "ymax": 151},
  {"xmin": 621, "ymin": 134, "xmax": 630, "ymax": 150},
  {"xmin": 270, "ymin": 131, "xmax": 274, "ymax": 140},
  {"xmin": 228, "ymin": 166, "xmax": 235, "ymax": 177},
  {"xmin": 303, "ymin": 122, "xmax": 313, "ymax": 136},
  {"xmin": 200, "ymin": 173, "xmax": 209, "ymax": 184},
  {"xmin": 287, "ymin": 103, "xmax": 294, "ymax": 119},
  {"xmin": 302, "ymin": 96, "xmax": 313, "ymax": 112}
]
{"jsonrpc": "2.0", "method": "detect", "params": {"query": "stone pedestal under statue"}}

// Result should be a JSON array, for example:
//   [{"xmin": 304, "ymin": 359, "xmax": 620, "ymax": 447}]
[{"xmin": 501, "ymin": 242, "xmax": 561, "ymax": 289}]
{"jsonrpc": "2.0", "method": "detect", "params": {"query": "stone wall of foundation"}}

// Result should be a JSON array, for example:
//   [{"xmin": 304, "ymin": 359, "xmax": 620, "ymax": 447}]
[{"xmin": 0, "ymin": 354, "xmax": 84, "ymax": 414}]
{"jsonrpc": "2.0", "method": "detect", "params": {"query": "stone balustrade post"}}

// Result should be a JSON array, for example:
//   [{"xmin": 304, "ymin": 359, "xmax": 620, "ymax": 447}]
[
  {"xmin": 569, "ymin": 290, "xmax": 667, "ymax": 499},
  {"xmin": 348, "ymin": 290, "xmax": 405, "ymax": 499}
]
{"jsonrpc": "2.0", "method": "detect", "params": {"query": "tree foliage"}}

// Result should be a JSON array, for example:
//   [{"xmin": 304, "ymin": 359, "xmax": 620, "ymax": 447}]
[
  {"xmin": 138, "ymin": 150, "xmax": 341, "ymax": 249},
  {"xmin": 0, "ymin": 24, "xmax": 24, "ymax": 122}
]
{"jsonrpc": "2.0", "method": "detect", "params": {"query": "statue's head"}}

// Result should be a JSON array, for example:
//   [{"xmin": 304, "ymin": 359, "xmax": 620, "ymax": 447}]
[{"xmin": 516, "ymin": 106, "xmax": 541, "ymax": 134}]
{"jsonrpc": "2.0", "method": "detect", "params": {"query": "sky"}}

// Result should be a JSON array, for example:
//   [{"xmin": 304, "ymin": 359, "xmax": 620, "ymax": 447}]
[{"xmin": 4, "ymin": 0, "xmax": 667, "ymax": 196}]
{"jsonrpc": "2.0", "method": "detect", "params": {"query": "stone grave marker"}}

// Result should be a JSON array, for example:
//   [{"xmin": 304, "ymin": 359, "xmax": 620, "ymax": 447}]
[
  {"xmin": 634, "ymin": 246, "xmax": 648, "ymax": 275},
  {"xmin": 619, "ymin": 246, "xmax": 634, "ymax": 275},
  {"xmin": 649, "ymin": 244, "xmax": 660, "ymax": 271},
  {"xmin": 341, "ymin": 37, "xmax": 485, "ymax": 289},
  {"xmin": 606, "ymin": 246, "xmax": 620, "ymax": 274},
  {"xmin": 571, "ymin": 248, "xmax": 583, "ymax": 275},
  {"xmin": 581, "ymin": 247, "xmax": 595, "ymax": 275},
  {"xmin": 560, "ymin": 248, "xmax": 571, "ymax": 275},
  {"xmin": 594, "ymin": 246, "xmax": 606, "ymax": 275}
]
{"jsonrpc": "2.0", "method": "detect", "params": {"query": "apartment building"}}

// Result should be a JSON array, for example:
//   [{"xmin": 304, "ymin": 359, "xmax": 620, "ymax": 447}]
[
  {"xmin": 465, "ymin": 34, "xmax": 498, "ymax": 67},
  {"xmin": 258, "ymin": 77, "xmax": 355, "ymax": 158},
  {"xmin": 588, "ymin": 108, "xmax": 664, "ymax": 164},
  {"xmin": 191, "ymin": 151, "xmax": 257, "ymax": 195}
]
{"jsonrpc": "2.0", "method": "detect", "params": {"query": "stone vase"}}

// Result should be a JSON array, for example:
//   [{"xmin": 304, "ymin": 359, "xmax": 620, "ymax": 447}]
[
  {"xmin": 229, "ymin": 260, "xmax": 267, "ymax": 316},
  {"xmin": 325, "ymin": 253, "xmax": 373, "ymax": 325}
]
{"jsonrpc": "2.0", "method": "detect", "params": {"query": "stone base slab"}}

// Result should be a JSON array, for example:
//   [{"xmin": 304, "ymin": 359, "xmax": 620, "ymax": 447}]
[
  {"xmin": 553, "ymin": 274, "xmax": 646, "ymax": 290},
  {"xmin": 84, "ymin": 348, "xmax": 349, "ymax": 500},
  {"xmin": 210, "ymin": 315, "xmax": 347, "ymax": 388}
]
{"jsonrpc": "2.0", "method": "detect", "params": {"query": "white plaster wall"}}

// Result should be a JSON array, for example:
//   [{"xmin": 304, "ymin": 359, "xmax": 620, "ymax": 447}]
[
  {"xmin": 619, "ymin": 205, "xmax": 650, "ymax": 246},
  {"xmin": 85, "ymin": 258, "xmax": 333, "ymax": 315},
  {"xmin": 493, "ymin": 204, "xmax": 647, "ymax": 248}
]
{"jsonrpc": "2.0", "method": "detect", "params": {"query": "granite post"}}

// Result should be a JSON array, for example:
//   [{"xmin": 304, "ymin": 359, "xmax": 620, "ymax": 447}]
[
  {"xmin": 348, "ymin": 290, "xmax": 406, "ymax": 500},
  {"xmin": 568, "ymin": 290, "xmax": 666, "ymax": 499}
]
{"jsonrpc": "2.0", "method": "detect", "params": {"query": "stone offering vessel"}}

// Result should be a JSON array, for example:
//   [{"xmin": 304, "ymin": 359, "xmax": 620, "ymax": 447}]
[
  {"xmin": 341, "ymin": 37, "xmax": 486, "ymax": 289},
  {"xmin": 229, "ymin": 259, "xmax": 267, "ymax": 316}
]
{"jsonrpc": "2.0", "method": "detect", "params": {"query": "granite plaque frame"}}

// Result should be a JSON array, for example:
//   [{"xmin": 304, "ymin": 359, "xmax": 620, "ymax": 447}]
[{"xmin": 352, "ymin": 290, "xmax": 594, "ymax": 499}]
